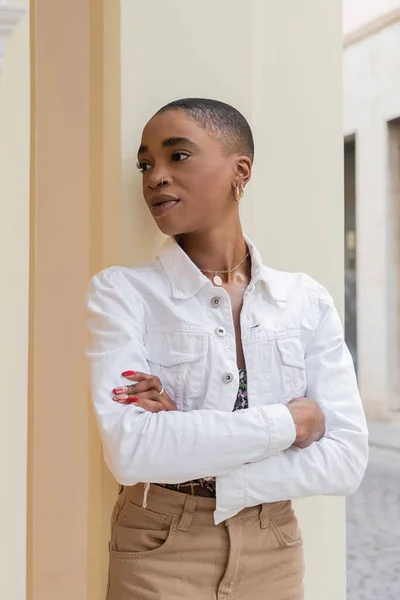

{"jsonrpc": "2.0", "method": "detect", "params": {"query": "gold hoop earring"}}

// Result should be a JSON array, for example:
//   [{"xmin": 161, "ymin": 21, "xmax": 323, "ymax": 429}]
[{"xmin": 234, "ymin": 183, "xmax": 244, "ymax": 203}]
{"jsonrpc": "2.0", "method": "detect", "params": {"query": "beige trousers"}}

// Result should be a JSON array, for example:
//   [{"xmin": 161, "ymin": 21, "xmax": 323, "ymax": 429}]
[{"xmin": 107, "ymin": 483, "xmax": 304, "ymax": 600}]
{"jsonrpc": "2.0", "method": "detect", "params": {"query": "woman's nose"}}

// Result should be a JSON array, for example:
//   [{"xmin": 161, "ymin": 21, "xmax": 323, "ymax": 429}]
[{"xmin": 147, "ymin": 170, "xmax": 172, "ymax": 189}]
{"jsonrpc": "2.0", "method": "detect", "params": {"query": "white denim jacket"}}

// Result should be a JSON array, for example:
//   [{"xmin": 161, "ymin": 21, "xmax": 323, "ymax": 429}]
[{"xmin": 86, "ymin": 236, "xmax": 368, "ymax": 524}]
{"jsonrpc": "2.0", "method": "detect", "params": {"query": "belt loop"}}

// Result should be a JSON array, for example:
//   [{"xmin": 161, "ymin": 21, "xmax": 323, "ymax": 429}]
[
  {"xmin": 260, "ymin": 504, "xmax": 270, "ymax": 529},
  {"xmin": 142, "ymin": 483, "xmax": 151, "ymax": 509},
  {"xmin": 177, "ymin": 494, "xmax": 198, "ymax": 532}
]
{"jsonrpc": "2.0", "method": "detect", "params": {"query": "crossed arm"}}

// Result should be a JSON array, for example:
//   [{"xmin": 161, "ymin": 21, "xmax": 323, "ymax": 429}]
[{"xmin": 86, "ymin": 269, "xmax": 368, "ymax": 512}]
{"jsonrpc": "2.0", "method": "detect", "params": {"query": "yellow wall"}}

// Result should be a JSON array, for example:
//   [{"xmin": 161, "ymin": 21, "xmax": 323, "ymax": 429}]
[
  {"xmin": 0, "ymin": 3, "xmax": 29, "ymax": 600},
  {"xmin": 25, "ymin": 1, "xmax": 345, "ymax": 599},
  {"xmin": 29, "ymin": 2, "xmax": 95, "ymax": 598}
]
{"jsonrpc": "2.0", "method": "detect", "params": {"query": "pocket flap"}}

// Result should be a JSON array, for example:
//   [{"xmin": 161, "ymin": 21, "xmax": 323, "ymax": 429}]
[
  {"xmin": 277, "ymin": 337, "xmax": 306, "ymax": 369},
  {"xmin": 145, "ymin": 331, "xmax": 208, "ymax": 367}
]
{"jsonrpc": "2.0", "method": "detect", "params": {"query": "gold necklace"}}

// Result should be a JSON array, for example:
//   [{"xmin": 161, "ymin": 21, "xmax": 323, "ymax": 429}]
[{"xmin": 200, "ymin": 250, "xmax": 250, "ymax": 286}]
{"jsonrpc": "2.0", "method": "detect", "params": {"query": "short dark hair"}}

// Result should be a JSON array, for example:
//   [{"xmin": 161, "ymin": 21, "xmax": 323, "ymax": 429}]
[{"xmin": 156, "ymin": 98, "xmax": 254, "ymax": 163}]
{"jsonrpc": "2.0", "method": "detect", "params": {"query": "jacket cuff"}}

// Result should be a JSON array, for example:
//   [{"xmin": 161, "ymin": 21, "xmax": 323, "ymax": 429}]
[{"xmin": 258, "ymin": 404, "xmax": 296, "ymax": 456}]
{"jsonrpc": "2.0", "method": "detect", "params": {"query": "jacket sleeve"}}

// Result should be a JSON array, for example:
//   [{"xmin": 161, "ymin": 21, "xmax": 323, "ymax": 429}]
[
  {"xmin": 214, "ymin": 285, "xmax": 369, "ymax": 524},
  {"xmin": 86, "ymin": 269, "xmax": 296, "ymax": 485}
]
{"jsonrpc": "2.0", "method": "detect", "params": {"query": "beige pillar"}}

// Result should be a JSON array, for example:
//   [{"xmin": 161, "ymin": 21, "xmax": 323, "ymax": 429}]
[
  {"xmin": 29, "ymin": 2, "xmax": 121, "ymax": 599},
  {"xmin": 120, "ymin": 1, "xmax": 345, "ymax": 599}
]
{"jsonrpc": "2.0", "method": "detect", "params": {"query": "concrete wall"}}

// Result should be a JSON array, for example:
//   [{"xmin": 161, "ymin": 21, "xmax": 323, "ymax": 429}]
[
  {"xmin": 343, "ymin": 0, "xmax": 400, "ymax": 34},
  {"xmin": 343, "ymin": 18, "xmax": 400, "ymax": 419},
  {"xmin": 0, "ymin": 3, "xmax": 29, "ymax": 600}
]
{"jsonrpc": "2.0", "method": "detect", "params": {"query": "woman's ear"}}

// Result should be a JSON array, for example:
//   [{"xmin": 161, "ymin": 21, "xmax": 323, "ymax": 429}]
[{"xmin": 236, "ymin": 156, "xmax": 252, "ymax": 186}]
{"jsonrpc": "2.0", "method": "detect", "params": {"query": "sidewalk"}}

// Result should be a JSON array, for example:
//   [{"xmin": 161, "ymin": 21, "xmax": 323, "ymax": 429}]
[
  {"xmin": 367, "ymin": 419, "xmax": 400, "ymax": 452},
  {"xmin": 347, "ymin": 424, "xmax": 400, "ymax": 600}
]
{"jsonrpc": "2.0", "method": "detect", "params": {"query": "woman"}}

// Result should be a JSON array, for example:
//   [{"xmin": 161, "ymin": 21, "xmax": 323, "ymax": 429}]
[{"xmin": 86, "ymin": 98, "xmax": 368, "ymax": 600}]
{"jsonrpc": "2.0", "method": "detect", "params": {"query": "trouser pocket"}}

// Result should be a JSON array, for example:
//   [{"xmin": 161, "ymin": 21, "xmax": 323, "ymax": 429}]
[
  {"xmin": 269, "ymin": 501, "xmax": 303, "ymax": 548},
  {"xmin": 110, "ymin": 498, "xmax": 177, "ymax": 558}
]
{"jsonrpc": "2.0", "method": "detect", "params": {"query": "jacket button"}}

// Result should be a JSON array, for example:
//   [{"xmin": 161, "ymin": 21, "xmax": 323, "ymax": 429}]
[
  {"xmin": 222, "ymin": 372, "xmax": 234, "ymax": 384},
  {"xmin": 215, "ymin": 326, "xmax": 227, "ymax": 337},
  {"xmin": 211, "ymin": 296, "xmax": 222, "ymax": 308}
]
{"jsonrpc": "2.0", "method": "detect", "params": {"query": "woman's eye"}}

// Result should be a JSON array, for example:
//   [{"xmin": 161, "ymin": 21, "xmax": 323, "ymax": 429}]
[
  {"xmin": 171, "ymin": 152, "xmax": 190, "ymax": 162},
  {"xmin": 136, "ymin": 161, "xmax": 151, "ymax": 173}
]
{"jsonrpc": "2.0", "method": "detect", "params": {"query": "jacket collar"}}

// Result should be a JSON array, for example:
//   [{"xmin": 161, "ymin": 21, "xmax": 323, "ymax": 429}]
[{"xmin": 158, "ymin": 235, "xmax": 289, "ymax": 303}]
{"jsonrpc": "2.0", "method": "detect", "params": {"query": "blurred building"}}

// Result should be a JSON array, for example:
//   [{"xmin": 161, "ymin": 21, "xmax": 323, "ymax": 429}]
[{"xmin": 343, "ymin": 0, "xmax": 400, "ymax": 421}]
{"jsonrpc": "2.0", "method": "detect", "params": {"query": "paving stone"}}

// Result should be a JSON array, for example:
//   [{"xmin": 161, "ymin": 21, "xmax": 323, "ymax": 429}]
[{"xmin": 346, "ymin": 445, "xmax": 400, "ymax": 600}]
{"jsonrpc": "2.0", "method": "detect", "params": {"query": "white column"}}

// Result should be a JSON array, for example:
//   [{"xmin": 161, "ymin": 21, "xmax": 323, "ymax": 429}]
[
  {"xmin": 120, "ymin": 1, "xmax": 346, "ymax": 598},
  {"xmin": 0, "ymin": 2, "xmax": 29, "ymax": 600},
  {"xmin": 356, "ymin": 123, "xmax": 391, "ymax": 417},
  {"xmin": 0, "ymin": 1, "xmax": 26, "ymax": 73}
]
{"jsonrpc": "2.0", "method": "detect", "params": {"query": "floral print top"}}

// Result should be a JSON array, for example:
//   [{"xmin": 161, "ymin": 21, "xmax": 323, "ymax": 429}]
[{"xmin": 158, "ymin": 369, "xmax": 248, "ymax": 497}]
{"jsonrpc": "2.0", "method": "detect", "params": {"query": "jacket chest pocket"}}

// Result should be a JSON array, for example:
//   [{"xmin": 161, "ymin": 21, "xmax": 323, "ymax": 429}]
[
  {"xmin": 273, "ymin": 336, "xmax": 307, "ymax": 403},
  {"xmin": 144, "ymin": 331, "xmax": 209, "ymax": 410}
]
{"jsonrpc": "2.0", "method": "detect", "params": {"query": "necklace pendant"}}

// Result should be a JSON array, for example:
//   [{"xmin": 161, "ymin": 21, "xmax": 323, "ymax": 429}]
[{"xmin": 213, "ymin": 275, "xmax": 223, "ymax": 286}]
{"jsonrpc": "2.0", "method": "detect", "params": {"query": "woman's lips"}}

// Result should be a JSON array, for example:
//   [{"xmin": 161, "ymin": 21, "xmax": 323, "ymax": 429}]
[{"xmin": 150, "ymin": 199, "xmax": 180, "ymax": 218}]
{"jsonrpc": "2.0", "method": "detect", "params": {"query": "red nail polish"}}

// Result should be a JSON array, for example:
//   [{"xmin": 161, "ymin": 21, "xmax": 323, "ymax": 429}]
[
  {"xmin": 127, "ymin": 397, "xmax": 138, "ymax": 403},
  {"xmin": 122, "ymin": 371, "xmax": 135, "ymax": 377}
]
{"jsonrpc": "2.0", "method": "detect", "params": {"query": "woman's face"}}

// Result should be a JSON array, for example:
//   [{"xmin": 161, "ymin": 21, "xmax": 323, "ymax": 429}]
[{"xmin": 137, "ymin": 110, "xmax": 251, "ymax": 236}]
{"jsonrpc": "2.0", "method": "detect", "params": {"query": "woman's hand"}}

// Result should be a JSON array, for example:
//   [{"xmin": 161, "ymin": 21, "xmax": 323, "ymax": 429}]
[
  {"xmin": 287, "ymin": 397, "xmax": 326, "ymax": 449},
  {"xmin": 112, "ymin": 371, "xmax": 178, "ymax": 412}
]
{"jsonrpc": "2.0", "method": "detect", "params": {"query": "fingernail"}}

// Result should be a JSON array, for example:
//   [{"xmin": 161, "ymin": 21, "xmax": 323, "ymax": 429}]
[
  {"xmin": 112, "ymin": 387, "xmax": 127, "ymax": 394},
  {"xmin": 127, "ymin": 397, "xmax": 138, "ymax": 403},
  {"xmin": 113, "ymin": 394, "xmax": 129, "ymax": 401},
  {"xmin": 122, "ymin": 370, "xmax": 135, "ymax": 377},
  {"xmin": 112, "ymin": 397, "xmax": 125, "ymax": 403}
]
